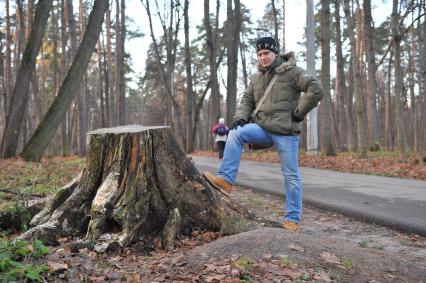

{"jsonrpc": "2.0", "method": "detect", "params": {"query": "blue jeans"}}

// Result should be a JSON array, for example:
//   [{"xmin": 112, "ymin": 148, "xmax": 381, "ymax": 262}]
[{"xmin": 218, "ymin": 123, "xmax": 303, "ymax": 223}]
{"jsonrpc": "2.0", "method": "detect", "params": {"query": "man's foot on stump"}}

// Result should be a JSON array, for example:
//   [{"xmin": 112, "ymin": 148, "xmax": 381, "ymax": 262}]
[
  {"xmin": 203, "ymin": 171, "xmax": 233, "ymax": 195},
  {"xmin": 282, "ymin": 221, "xmax": 299, "ymax": 231}
]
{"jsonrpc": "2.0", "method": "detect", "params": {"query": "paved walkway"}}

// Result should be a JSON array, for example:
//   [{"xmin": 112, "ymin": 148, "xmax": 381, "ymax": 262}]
[{"xmin": 191, "ymin": 156, "xmax": 426, "ymax": 236}]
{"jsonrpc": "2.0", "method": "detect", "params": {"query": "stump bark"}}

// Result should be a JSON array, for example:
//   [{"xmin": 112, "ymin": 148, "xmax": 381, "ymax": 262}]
[{"xmin": 19, "ymin": 125, "xmax": 270, "ymax": 251}]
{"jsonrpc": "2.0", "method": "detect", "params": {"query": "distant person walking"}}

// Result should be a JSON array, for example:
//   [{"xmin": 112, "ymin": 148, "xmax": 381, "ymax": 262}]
[
  {"xmin": 211, "ymin": 117, "xmax": 229, "ymax": 159},
  {"xmin": 203, "ymin": 36, "xmax": 324, "ymax": 231}
]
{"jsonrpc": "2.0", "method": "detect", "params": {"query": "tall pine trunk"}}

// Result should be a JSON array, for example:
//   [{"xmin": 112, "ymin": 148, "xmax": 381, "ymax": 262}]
[
  {"xmin": 1, "ymin": 0, "xmax": 53, "ymax": 158},
  {"xmin": 78, "ymin": 0, "xmax": 88, "ymax": 156},
  {"xmin": 391, "ymin": 0, "xmax": 407, "ymax": 161},
  {"xmin": 281, "ymin": 0, "xmax": 285, "ymax": 52},
  {"xmin": 4, "ymin": 0, "xmax": 12, "ymax": 115},
  {"xmin": 60, "ymin": 0, "xmax": 70, "ymax": 156},
  {"xmin": 422, "ymin": 4, "xmax": 426, "ymax": 155},
  {"xmin": 363, "ymin": 0, "xmax": 379, "ymax": 149},
  {"xmin": 226, "ymin": 0, "xmax": 241, "ymax": 125},
  {"xmin": 184, "ymin": 0, "xmax": 194, "ymax": 153},
  {"xmin": 306, "ymin": 0, "xmax": 318, "ymax": 155},
  {"xmin": 333, "ymin": 0, "xmax": 349, "ymax": 150},
  {"xmin": 271, "ymin": 0, "xmax": 279, "ymax": 41},
  {"xmin": 319, "ymin": 0, "xmax": 335, "ymax": 156},
  {"xmin": 204, "ymin": 0, "xmax": 221, "ymax": 137},
  {"xmin": 343, "ymin": 0, "xmax": 368, "ymax": 158},
  {"xmin": 105, "ymin": 6, "xmax": 112, "ymax": 127},
  {"xmin": 115, "ymin": 0, "xmax": 126, "ymax": 126},
  {"xmin": 21, "ymin": 0, "xmax": 109, "ymax": 161}
]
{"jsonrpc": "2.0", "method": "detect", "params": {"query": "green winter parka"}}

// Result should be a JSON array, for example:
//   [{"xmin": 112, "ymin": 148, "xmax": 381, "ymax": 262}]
[{"xmin": 234, "ymin": 52, "xmax": 324, "ymax": 135}]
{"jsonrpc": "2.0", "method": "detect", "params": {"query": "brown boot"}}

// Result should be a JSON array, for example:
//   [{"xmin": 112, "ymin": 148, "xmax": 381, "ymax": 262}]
[
  {"xmin": 282, "ymin": 221, "xmax": 299, "ymax": 231},
  {"xmin": 203, "ymin": 171, "xmax": 233, "ymax": 194}
]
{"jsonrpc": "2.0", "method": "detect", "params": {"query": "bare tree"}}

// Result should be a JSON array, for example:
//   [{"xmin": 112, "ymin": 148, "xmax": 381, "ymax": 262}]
[
  {"xmin": 306, "ymin": 0, "xmax": 318, "ymax": 155},
  {"xmin": 60, "ymin": 0, "xmax": 69, "ymax": 156},
  {"xmin": 363, "ymin": 0, "xmax": 379, "ymax": 149},
  {"xmin": 20, "ymin": 0, "xmax": 109, "ymax": 161},
  {"xmin": 422, "ymin": 1, "xmax": 426, "ymax": 155},
  {"xmin": 281, "ymin": 0, "xmax": 285, "ymax": 52},
  {"xmin": 1, "ymin": 0, "xmax": 53, "ymax": 158},
  {"xmin": 343, "ymin": 0, "xmax": 368, "ymax": 158},
  {"xmin": 271, "ymin": 0, "xmax": 279, "ymax": 41},
  {"xmin": 333, "ymin": 0, "xmax": 350, "ymax": 150},
  {"xmin": 105, "ymin": 6, "xmax": 112, "ymax": 126},
  {"xmin": 391, "ymin": 0, "xmax": 407, "ymax": 161},
  {"xmin": 77, "ymin": 0, "xmax": 88, "ymax": 156},
  {"xmin": 142, "ymin": 0, "xmax": 185, "ymax": 147},
  {"xmin": 319, "ymin": 0, "xmax": 335, "ymax": 156},
  {"xmin": 226, "ymin": 0, "xmax": 241, "ymax": 124},
  {"xmin": 115, "ymin": 0, "xmax": 126, "ymax": 125},
  {"xmin": 4, "ymin": 0, "xmax": 12, "ymax": 115},
  {"xmin": 204, "ymin": 0, "xmax": 221, "ymax": 130},
  {"xmin": 14, "ymin": 0, "xmax": 26, "ymax": 71},
  {"xmin": 184, "ymin": 0, "xmax": 194, "ymax": 153},
  {"xmin": 97, "ymin": 40, "xmax": 106, "ymax": 128}
]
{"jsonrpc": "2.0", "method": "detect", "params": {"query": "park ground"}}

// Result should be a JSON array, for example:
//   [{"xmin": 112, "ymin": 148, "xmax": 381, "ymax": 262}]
[{"xmin": 0, "ymin": 152, "xmax": 425, "ymax": 282}]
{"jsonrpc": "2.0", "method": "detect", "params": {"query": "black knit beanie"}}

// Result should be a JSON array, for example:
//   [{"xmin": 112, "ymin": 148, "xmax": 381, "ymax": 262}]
[{"xmin": 255, "ymin": 37, "xmax": 279, "ymax": 54}]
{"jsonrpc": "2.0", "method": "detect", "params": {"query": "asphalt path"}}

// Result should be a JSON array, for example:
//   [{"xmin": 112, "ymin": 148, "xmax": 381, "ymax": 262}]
[{"xmin": 191, "ymin": 155, "xmax": 426, "ymax": 236}]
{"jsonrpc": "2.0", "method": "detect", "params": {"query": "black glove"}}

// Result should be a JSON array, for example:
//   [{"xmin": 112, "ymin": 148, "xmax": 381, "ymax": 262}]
[
  {"xmin": 230, "ymin": 119, "xmax": 248, "ymax": 129},
  {"xmin": 292, "ymin": 111, "xmax": 304, "ymax": 122}
]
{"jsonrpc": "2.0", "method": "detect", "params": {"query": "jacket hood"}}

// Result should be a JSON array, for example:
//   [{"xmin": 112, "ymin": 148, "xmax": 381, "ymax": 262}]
[{"xmin": 257, "ymin": 51, "xmax": 296, "ymax": 73}]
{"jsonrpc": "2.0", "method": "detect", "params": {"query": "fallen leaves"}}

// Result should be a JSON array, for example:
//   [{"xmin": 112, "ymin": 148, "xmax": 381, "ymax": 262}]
[
  {"xmin": 320, "ymin": 251, "xmax": 341, "ymax": 265},
  {"xmin": 288, "ymin": 244, "xmax": 305, "ymax": 252},
  {"xmin": 47, "ymin": 261, "xmax": 68, "ymax": 272}
]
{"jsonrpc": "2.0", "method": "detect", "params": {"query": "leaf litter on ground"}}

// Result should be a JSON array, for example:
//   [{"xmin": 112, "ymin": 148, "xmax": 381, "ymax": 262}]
[{"xmin": 1, "ymin": 155, "xmax": 426, "ymax": 282}]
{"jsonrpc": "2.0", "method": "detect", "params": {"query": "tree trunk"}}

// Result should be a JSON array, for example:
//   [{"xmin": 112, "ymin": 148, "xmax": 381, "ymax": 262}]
[
  {"xmin": 184, "ymin": 0, "xmax": 194, "ymax": 153},
  {"xmin": 422, "ymin": 3, "xmax": 426, "ymax": 155},
  {"xmin": 97, "ymin": 40, "xmax": 106, "ymax": 128},
  {"xmin": 78, "ymin": 0, "xmax": 88, "ymax": 156},
  {"xmin": 408, "ymin": 28, "xmax": 416, "ymax": 151},
  {"xmin": 240, "ymin": 32, "xmax": 248, "ymax": 89},
  {"xmin": 20, "ymin": 0, "xmax": 108, "ymax": 162},
  {"xmin": 385, "ymin": 51, "xmax": 394, "ymax": 150},
  {"xmin": 4, "ymin": 0, "xmax": 12, "ymax": 115},
  {"xmin": 18, "ymin": 126, "xmax": 273, "ymax": 251},
  {"xmin": 204, "ymin": 0, "xmax": 221, "ymax": 126},
  {"xmin": 281, "ymin": 0, "xmax": 285, "ymax": 52},
  {"xmin": 271, "ymin": 0, "xmax": 279, "ymax": 42},
  {"xmin": 306, "ymin": 0, "xmax": 318, "ymax": 155},
  {"xmin": 391, "ymin": 0, "xmax": 407, "ymax": 161},
  {"xmin": 115, "ymin": 0, "xmax": 126, "ymax": 126},
  {"xmin": 333, "ymin": 0, "xmax": 349, "ymax": 150},
  {"xmin": 319, "ymin": 0, "xmax": 335, "ymax": 156},
  {"xmin": 143, "ymin": 0, "xmax": 185, "ymax": 149},
  {"xmin": 0, "ymin": 31, "xmax": 5, "ymax": 128},
  {"xmin": 343, "ymin": 0, "xmax": 368, "ymax": 158},
  {"xmin": 1, "ymin": 0, "xmax": 53, "ymax": 159},
  {"xmin": 15, "ymin": 0, "xmax": 26, "ymax": 71},
  {"xmin": 104, "ymin": 8, "xmax": 116, "ymax": 126},
  {"xmin": 51, "ymin": 4, "xmax": 61, "ymax": 155},
  {"xmin": 363, "ymin": 0, "xmax": 379, "ymax": 150},
  {"xmin": 226, "ymin": 0, "xmax": 241, "ymax": 125},
  {"xmin": 26, "ymin": 0, "xmax": 33, "ymax": 40},
  {"xmin": 61, "ymin": 0, "xmax": 70, "ymax": 157}
]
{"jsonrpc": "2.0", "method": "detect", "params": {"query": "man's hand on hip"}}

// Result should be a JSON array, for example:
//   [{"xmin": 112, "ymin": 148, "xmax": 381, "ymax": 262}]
[{"xmin": 230, "ymin": 119, "xmax": 248, "ymax": 130}]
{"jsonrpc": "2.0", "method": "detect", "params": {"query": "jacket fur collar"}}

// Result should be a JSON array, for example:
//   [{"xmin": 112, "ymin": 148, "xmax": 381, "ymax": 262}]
[{"xmin": 257, "ymin": 51, "xmax": 296, "ymax": 73}]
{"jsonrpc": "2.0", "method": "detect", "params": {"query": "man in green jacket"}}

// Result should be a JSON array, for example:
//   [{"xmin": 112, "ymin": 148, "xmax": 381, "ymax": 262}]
[{"xmin": 204, "ymin": 36, "xmax": 324, "ymax": 231}]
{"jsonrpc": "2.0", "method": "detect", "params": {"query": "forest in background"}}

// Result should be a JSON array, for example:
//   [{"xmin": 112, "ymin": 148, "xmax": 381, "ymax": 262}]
[{"xmin": 0, "ymin": 0, "xmax": 425, "ymax": 162}]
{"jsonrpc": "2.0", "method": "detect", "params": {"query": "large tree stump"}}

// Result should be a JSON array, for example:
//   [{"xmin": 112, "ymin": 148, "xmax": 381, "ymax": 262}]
[{"xmin": 18, "ymin": 125, "xmax": 272, "ymax": 252}]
